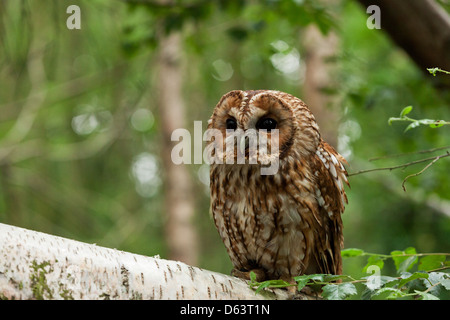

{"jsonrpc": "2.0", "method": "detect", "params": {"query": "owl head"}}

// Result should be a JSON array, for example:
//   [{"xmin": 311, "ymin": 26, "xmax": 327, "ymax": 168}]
[{"xmin": 206, "ymin": 90, "xmax": 320, "ymax": 173}]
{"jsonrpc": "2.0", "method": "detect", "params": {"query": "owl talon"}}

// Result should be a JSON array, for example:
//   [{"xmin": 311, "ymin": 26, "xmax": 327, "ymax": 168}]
[
  {"xmin": 231, "ymin": 268, "xmax": 266, "ymax": 282},
  {"xmin": 299, "ymin": 285, "xmax": 314, "ymax": 295}
]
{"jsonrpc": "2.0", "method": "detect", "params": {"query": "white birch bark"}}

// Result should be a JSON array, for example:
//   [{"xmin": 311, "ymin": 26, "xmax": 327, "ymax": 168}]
[{"xmin": 0, "ymin": 223, "xmax": 299, "ymax": 300}]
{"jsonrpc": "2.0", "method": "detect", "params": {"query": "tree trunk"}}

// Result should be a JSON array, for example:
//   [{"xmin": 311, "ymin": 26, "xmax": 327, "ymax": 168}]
[
  {"xmin": 157, "ymin": 32, "xmax": 198, "ymax": 266},
  {"xmin": 0, "ymin": 223, "xmax": 306, "ymax": 300},
  {"xmin": 357, "ymin": 0, "xmax": 450, "ymax": 88}
]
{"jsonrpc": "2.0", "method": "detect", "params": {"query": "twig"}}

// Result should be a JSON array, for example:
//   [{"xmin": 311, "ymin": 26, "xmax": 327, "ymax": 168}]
[
  {"xmin": 427, "ymin": 67, "xmax": 450, "ymax": 77},
  {"xmin": 402, "ymin": 152, "xmax": 450, "ymax": 191},
  {"xmin": 348, "ymin": 152, "xmax": 450, "ymax": 176},
  {"xmin": 369, "ymin": 146, "xmax": 450, "ymax": 162},
  {"xmin": 422, "ymin": 281, "xmax": 443, "ymax": 294}
]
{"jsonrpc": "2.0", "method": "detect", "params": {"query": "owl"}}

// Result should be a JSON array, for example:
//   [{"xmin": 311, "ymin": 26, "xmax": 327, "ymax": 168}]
[{"xmin": 207, "ymin": 90, "xmax": 349, "ymax": 283}]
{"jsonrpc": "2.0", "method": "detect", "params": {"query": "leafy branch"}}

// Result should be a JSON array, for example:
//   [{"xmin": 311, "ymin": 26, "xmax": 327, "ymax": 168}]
[
  {"xmin": 248, "ymin": 247, "xmax": 450, "ymax": 300},
  {"xmin": 351, "ymin": 83, "xmax": 450, "ymax": 189},
  {"xmin": 388, "ymin": 68, "xmax": 450, "ymax": 131},
  {"xmin": 427, "ymin": 67, "xmax": 450, "ymax": 77},
  {"xmin": 388, "ymin": 106, "xmax": 450, "ymax": 132}
]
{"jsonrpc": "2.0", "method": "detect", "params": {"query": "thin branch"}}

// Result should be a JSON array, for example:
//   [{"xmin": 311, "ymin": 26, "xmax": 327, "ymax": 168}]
[
  {"xmin": 427, "ymin": 67, "xmax": 450, "ymax": 76},
  {"xmin": 369, "ymin": 145, "xmax": 450, "ymax": 162},
  {"xmin": 427, "ymin": 266, "xmax": 450, "ymax": 273},
  {"xmin": 352, "ymin": 159, "xmax": 450, "ymax": 218},
  {"xmin": 423, "ymin": 281, "xmax": 443, "ymax": 294},
  {"xmin": 0, "ymin": 40, "xmax": 47, "ymax": 162},
  {"xmin": 381, "ymin": 171, "xmax": 450, "ymax": 218},
  {"xmin": 402, "ymin": 151, "xmax": 450, "ymax": 191},
  {"xmin": 348, "ymin": 152, "xmax": 450, "ymax": 176}
]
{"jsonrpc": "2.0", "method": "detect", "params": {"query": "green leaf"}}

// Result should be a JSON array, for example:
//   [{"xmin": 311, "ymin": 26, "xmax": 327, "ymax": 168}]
[
  {"xmin": 295, "ymin": 277, "xmax": 311, "ymax": 292},
  {"xmin": 268, "ymin": 279, "xmax": 292, "ymax": 288},
  {"xmin": 400, "ymin": 106, "xmax": 413, "ymax": 117},
  {"xmin": 321, "ymin": 283, "xmax": 357, "ymax": 300},
  {"xmin": 418, "ymin": 255, "xmax": 446, "ymax": 271},
  {"xmin": 429, "ymin": 121, "xmax": 445, "ymax": 128},
  {"xmin": 341, "ymin": 248, "xmax": 365, "ymax": 258},
  {"xmin": 293, "ymin": 274, "xmax": 312, "ymax": 283},
  {"xmin": 404, "ymin": 121, "xmax": 420, "ymax": 132},
  {"xmin": 371, "ymin": 287, "xmax": 406, "ymax": 300},
  {"xmin": 322, "ymin": 274, "xmax": 353, "ymax": 282},
  {"xmin": 391, "ymin": 247, "xmax": 418, "ymax": 273},
  {"xmin": 255, "ymin": 281, "xmax": 271, "ymax": 294},
  {"xmin": 422, "ymin": 273, "xmax": 450, "ymax": 299},
  {"xmin": 294, "ymin": 274, "xmax": 322, "ymax": 291},
  {"xmin": 294, "ymin": 274, "xmax": 326, "ymax": 282},
  {"xmin": 426, "ymin": 272, "xmax": 450, "ymax": 289},
  {"xmin": 252, "ymin": 278, "xmax": 292, "ymax": 294},
  {"xmin": 363, "ymin": 255, "xmax": 384, "ymax": 273},
  {"xmin": 249, "ymin": 271, "xmax": 256, "ymax": 282},
  {"xmin": 293, "ymin": 274, "xmax": 350, "ymax": 291},
  {"xmin": 400, "ymin": 256, "xmax": 419, "ymax": 273},
  {"xmin": 363, "ymin": 275, "xmax": 398, "ymax": 291},
  {"xmin": 441, "ymin": 278, "xmax": 450, "ymax": 291},
  {"xmin": 397, "ymin": 272, "xmax": 429, "ymax": 288},
  {"xmin": 415, "ymin": 290, "xmax": 440, "ymax": 300}
]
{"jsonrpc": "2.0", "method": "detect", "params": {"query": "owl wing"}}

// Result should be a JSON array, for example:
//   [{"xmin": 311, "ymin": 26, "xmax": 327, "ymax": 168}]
[
  {"xmin": 309, "ymin": 140, "xmax": 349, "ymax": 275},
  {"xmin": 314, "ymin": 140, "xmax": 349, "ymax": 217}
]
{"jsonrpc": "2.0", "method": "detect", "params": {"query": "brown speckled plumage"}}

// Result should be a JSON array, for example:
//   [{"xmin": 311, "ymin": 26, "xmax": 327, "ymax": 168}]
[{"xmin": 207, "ymin": 90, "xmax": 349, "ymax": 281}]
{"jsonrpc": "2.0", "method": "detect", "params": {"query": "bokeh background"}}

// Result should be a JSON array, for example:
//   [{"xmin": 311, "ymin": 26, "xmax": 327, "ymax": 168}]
[{"xmin": 0, "ymin": 0, "xmax": 449, "ymax": 279}]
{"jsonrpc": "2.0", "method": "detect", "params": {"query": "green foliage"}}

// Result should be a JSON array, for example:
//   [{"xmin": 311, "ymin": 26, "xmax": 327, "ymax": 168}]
[
  {"xmin": 389, "ymin": 106, "xmax": 450, "ymax": 132},
  {"xmin": 321, "ymin": 282, "xmax": 357, "ymax": 300},
  {"xmin": 130, "ymin": 0, "xmax": 337, "ymax": 35},
  {"xmin": 388, "ymin": 69, "xmax": 450, "ymax": 131},
  {"xmin": 249, "ymin": 248, "xmax": 450, "ymax": 300}
]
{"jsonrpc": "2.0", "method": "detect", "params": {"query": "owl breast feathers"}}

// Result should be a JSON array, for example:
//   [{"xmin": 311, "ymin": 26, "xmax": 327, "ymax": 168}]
[{"xmin": 207, "ymin": 90, "xmax": 349, "ymax": 281}]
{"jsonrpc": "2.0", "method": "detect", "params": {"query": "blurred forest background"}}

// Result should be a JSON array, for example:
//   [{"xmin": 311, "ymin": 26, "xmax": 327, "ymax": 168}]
[{"xmin": 0, "ymin": 0, "xmax": 449, "ymax": 279}]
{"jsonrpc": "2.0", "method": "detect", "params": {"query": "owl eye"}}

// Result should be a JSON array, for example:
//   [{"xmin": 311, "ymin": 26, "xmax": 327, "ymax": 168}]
[
  {"xmin": 256, "ymin": 118, "xmax": 277, "ymax": 131},
  {"xmin": 226, "ymin": 118, "xmax": 237, "ymax": 130}
]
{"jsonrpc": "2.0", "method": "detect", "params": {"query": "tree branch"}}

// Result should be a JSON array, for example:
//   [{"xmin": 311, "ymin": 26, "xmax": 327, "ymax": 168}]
[
  {"xmin": 369, "ymin": 145, "xmax": 450, "ymax": 161},
  {"xmin": 0, "ymin": 223, "xmax": 309, "ymax": 300},
  {"xmin": 357, "ymin": 0, "xmax": 450, "ymax": 88},
  {"xmin": 348, "ymin": 152, "xmax": 450, "ymax": 177},
  {"xmin": 350, "ymin": 158, "xmax": 450, "ymax": 218},
  {"xmin": 402, "ymin": 152, "xmax": 450, "ymax": 191}
]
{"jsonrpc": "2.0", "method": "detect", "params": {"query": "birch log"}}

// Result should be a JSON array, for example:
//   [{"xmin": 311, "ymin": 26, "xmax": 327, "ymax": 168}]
[{"xmin": 0, "ymin": 223, "xmax": 300, "ymax": 300}]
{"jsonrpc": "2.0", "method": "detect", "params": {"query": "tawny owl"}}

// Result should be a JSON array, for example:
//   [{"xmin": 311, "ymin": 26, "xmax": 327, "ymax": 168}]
[{"xmin": 206, "ymin": 90, "xmax": 349, "ymax": 282}]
